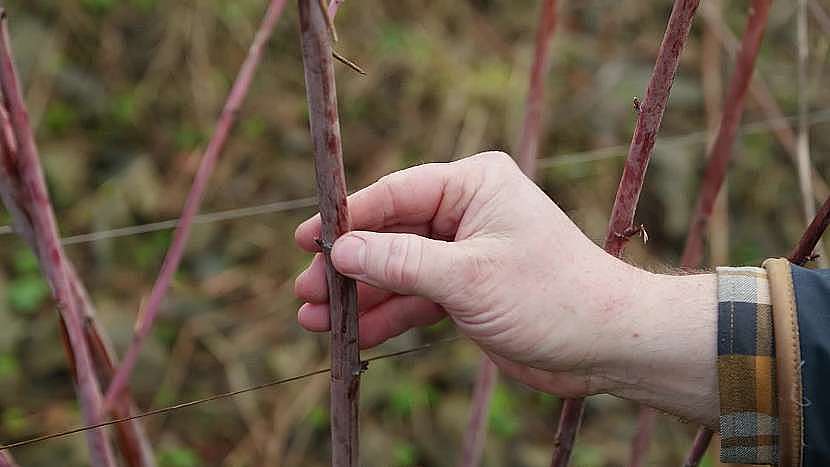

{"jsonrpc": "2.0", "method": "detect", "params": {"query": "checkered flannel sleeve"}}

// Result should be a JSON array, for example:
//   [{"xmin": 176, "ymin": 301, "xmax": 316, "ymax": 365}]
[{"xmin": 717, "ymin": 266, "xmax": 779, "ymax": 465}]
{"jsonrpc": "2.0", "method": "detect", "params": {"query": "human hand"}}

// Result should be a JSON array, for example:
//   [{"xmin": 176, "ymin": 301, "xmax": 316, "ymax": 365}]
[{"xmin": 294, "ymin": 151, "xmax": 718, "ymax": 426}]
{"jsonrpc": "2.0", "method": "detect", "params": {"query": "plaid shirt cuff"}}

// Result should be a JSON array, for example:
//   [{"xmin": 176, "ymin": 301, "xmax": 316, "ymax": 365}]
[{"xmin": 717, "ymin": 266, "xmax": 779, "ymax": 465}]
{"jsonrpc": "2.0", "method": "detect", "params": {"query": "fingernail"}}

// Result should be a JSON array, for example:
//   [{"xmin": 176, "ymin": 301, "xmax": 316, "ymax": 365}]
[{"xmin": 331, "ymin": 234, "xmax": 367, "ymax": 275}]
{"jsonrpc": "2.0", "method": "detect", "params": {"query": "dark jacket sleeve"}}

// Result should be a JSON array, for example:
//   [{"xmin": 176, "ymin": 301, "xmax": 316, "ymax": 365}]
[
  {"xmin": 764, "ymin": 259, "xmax": 830, "ymax": 467},
  {"xmin": 791, "ymin": 265, "xmax": 830, "ymax": 467}
]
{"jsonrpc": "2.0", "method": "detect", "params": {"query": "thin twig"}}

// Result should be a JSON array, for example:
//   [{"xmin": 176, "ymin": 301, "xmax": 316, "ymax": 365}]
[
  {"xmin": 797, "ymin": 0, "xmax": 815, "ymax": 224},
  {"xmin": 70, "ymin": 265, "xmax": 156, "ymax": 467},
  {"xmin": 628, "ymin": 407, "xmax": 656, "ymax": 467},
  {"xmin": 551, "ymin": 1, "xmax": 700, "ymax": 465},
  {"xmin": 0, "ymin": 450, "xmax": 18, "ymax": 467},
  {"xmin": 797, "ymin": 0, "xmax": 826, "ymax": 266},
  {"xmin": 318, "ymin": 0, "xmax": 338, "ymax": 41},
  {"xmin": 297, "ymin": 0, "xmax": 360, "ymax": 465},
  {"xmin": 0, "ymin": 50, "xmax": 154, "ymax": 467},
  {"xmin": 516, "ymin": 0, "xmax": 558, "ymax": 177},
  {"xmin": 809, "ymin": 0, "xmax": 830, "ymax": 36},
  {"xmin": 0, "ymin": 11, "xmax": 115, "ymax": 467},
  {"xmin": 700, "ymin": 2, "xmax": 830, "ymax": 203},
  {"xmin": 103, "ymin": 0, "xmax": 288, "ymax": 408},
  {"xmin": 681, "ymin": 0, "xmax": 772, "ymax": 269},
  {"xmin": 682, "ymin": 428, "xmax": 714, "ymax": 467},
  {"xmin": 700, "ymin": 0, "xmax": 729, "ymax": 266},
  {"xmin": 328, "ymin": 0, "xmax": 345, "ymax": 18},
  {"xmin": 789, "ymin": 196, "xmax": 830, "ymax": 266},
  {"xmin": 458, "ymin": 357, "xmax": 498, "ymax": 467},
  {"xmin": 332, "ymin": 49, "xmax": 366, "ymax": 75},
  {"xmin": 678, "ymin": 4, "xmax": 772, "ymax": 462},
  {"xmin": 460, "ymin": 3, "xmax": 558, "ymax": 465}
]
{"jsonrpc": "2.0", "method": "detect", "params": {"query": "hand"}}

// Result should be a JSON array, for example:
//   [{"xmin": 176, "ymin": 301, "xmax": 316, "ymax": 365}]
[{"xmin": 294, "ymin": 151, "xmax": 718, "ymax": 427}]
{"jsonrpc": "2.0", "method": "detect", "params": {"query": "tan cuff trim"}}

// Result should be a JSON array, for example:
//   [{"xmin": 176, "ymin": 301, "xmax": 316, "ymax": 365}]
[{"xmin": 763, "ymin": 258, "xmax": 803, "ymax": 467}]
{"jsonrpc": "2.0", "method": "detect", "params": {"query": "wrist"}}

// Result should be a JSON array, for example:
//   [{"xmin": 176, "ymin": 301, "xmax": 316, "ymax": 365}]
[{"xmin": 595, "ymin": 266, "xmax": 718, "ymax": 428}]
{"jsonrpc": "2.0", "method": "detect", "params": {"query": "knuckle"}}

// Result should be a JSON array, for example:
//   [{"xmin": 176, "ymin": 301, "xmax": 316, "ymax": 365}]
[
  {"xmin": 382, "ymin": 235, "xmax": 424, "ymax": 290},
  {"xmin": 479, "ymin": 150, "xmax": 515, "ymax": 167},
  {"xmin": 377, "ymin": 170, "xmax": 406, "ymax": 189},
  {"xmin": 441, "ymin": 246, "xmax": 497, "ymax": 303},
  {"xmin": 470, "ymin": 151, "xmax": 520, "ymax": 190}
]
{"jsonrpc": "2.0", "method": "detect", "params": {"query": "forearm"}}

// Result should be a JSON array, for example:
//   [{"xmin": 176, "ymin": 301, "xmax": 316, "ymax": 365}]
[{"xmin": 596, "ymin": 266, "xmax": 719, "ymax": 428}]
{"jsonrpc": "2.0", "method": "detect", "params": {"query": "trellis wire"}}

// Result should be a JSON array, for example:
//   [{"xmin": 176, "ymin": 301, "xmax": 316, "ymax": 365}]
[
  {"xmin": 1, "ymin": 110, "xmax": 827, "ymax": 247},
  {"xmin": 103, "ymin": 0, "xmax": 290, "ymax": 410},
  {"xmin": 0, "ymin": 336, "xmax": 461, "ymax": 453}
]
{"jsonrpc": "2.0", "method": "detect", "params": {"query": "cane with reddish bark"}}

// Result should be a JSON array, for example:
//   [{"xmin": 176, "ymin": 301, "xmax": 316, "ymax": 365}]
[
  {"xmin": 0, "ymin": 450, "xmax": 17, "ymax": 467},
  {"xmin": 328, "ymin": 0, "xmax": 345, "ymax": 18},
  {"xmin": 516, "ymin": 0, "xmax": 559, "ymax": 177},
  {"xmin": 0, "ymin": 11, "xmax": 115, "ymax": 467},
  {"xmin": 789, "ymin": 196, "xmax": 830, "ymax": 266},
  {"xmin": 0, "ymin": 85, "xmax": 154, "ymax": 467},
  {"xmin": 298, "ymin": 0, "xmax": 360, "ymax": 465},
  {"xmin": 459, "ymin": 3, "xmax": 559, "ymax": 466},
  {"xmin": 681, "ymin": 0, "xmax": 772, "ymax": 268},
  {"xmin": 459, "ymin": 357, "xmax": 498, "ymax": 467},
  {"xmin": 104, "ymin": 0, "xmax": 288, "ymax": 408},
  {"xmin": 550, "ymin": 1, "xmax": 700, "ymax": 465},
  {"xmin": 628, "ymin": 3, "xmax": 773, "ymax": 465}
]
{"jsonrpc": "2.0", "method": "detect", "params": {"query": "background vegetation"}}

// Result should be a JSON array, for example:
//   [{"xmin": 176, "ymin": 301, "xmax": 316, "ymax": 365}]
[{"xmin": 0, "ymin": 0, "xmax": 827, "ymax": 465}]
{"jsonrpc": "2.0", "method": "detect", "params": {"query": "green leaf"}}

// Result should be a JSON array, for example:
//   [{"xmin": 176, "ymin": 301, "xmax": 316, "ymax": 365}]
[
  {"xmin": 389, "ymin": 379, "xmax": 431, "ymax": 417},
  {"xmin": 80, "ymin": 0, "xmax": 117, "ymax": 13},
  {"xmin": 571, "ymin": 445, "xmax": 604, "ymax": 467},
  {"xmin": 393, "ymin": 443, "xmax": 417, "ymax": 467},
  {"xmin": 307, "ymin": 405, "xmax": 328, "ymax": 429},
  {"xmin": 13, "ymin": 249, "xmax": 40, "ymax": 274},
  {"xmin": 488, "ymin": 383, "xmax": 519, "ymax": 437},
  {"xmin": 0, "ymin": 353, "xmax": 19, "ymax": 380},
  {"xmin": 2, "ymin": 408, "xmax": 27, "ymax": 435},
  {"xmin": 158, "ymin": 448, "xmax": 200, "ymax": 467},
  {"xmin": 8, "ymin": 276, "xmax": 49, "ymax": 313},
  {"xmin": 45, "ymin": 101, "xmax": 78, "ymax": 135}
]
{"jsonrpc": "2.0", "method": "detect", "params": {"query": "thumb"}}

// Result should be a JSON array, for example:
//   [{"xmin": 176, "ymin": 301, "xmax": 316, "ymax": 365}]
[{"xmin": 330, "ymin": 231, "xmax": 463, "ymax": 300}]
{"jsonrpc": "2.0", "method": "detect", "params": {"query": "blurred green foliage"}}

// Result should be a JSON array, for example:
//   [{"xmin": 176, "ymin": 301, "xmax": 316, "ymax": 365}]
[
  {"xmin": 158, "ymin": 448, "xmax": 201, "ymax": 467},
  {"xmin": 0, "ymin": 0, "xmax": 826, "ymax": 466}
]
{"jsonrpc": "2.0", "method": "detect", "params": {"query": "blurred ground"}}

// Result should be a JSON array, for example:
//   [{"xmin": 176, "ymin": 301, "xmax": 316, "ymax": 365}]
[{"xmin": 0, "ymin": 0, "xmax": 827, "ymax": 466}]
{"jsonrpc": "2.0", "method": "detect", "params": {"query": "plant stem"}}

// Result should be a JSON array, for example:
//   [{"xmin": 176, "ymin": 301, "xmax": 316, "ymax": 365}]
[
  {"xmin": 297, "ymin": 1, "xmax": 360, "ymax": 465},
  {"xmin": 460, "ymin": 3, "xmax": 558, "ymax": 466},
  {"xmin": 551, "ymin": 1, "xmax": 700, "ymax": 465},
  {"xmin": 796, "ymin": 0, "xmax": 826, "ymax": 266},
  {"xmin": 516, "ymin": 0, "xmax": 558, "ymax": 177},
  {"xmin": 328, "ymin": 0, "xmax": 345, "ymax": 18},
  {"xmin": 797, "ymin": 0, "xmax": 814, "ymax": 225},
  {"xmin": 628, "ymin": 408, "xmax": 656, "ymax": 467},
  {"xmin": 0, "ymin": 11, "xmax": 115, "ymax": 467},
  {"xmin": 103, "ymin": 0, "xmax": 288, "ymax": 408},
  {"xmin": 700, "ymin": 2, "xmax": 830, "ymax": 204},
  {"xmin": 0, "ymin": 65, "xmax": 155, "ymax": 467},
  {"xmin": 0, "ymin": 450, "xmax": 18, "ymax": 467},
  {"xmin": 70, "ymin": 266, "xmax": 157, "ymax": 467},
  {"xmin": 458, "ymin": 357, "xmax": 498, "ymax": 467},
  {"xmin": 809, "ymin": 0, "xmax": 830, "ymax": 37},
  {"xmin": 682, "ymin": 428, "xmax": 714, "ymax": 467},
  {"xmin": 679, "ymin": 4, "xmax": 772, "ymax": 463},
  {"xmin": 681, "ymin": 0, "xmax": 772, "ymax": 268},
  {"xmin": 603, "ymin": 0, "xmax": 700, "ymax": 256},
  {"xmin": 789, "ymin": 196, "xmax": 830, "ymax": 266}
]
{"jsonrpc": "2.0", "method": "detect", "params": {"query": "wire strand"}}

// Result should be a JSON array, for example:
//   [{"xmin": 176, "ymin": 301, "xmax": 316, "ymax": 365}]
[
  {"xmin": 0, "ymin": 336, "xmax": 462, "ymax": 452},
  {"xmin": 0, "ymin": 110, "xmax": 828, "ymax": 243}
]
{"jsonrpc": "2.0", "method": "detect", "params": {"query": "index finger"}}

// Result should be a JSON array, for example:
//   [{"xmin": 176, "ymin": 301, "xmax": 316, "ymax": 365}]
[{"xmin": 295, "ymin": 162, "xmax": 454, "ymax": 251}]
